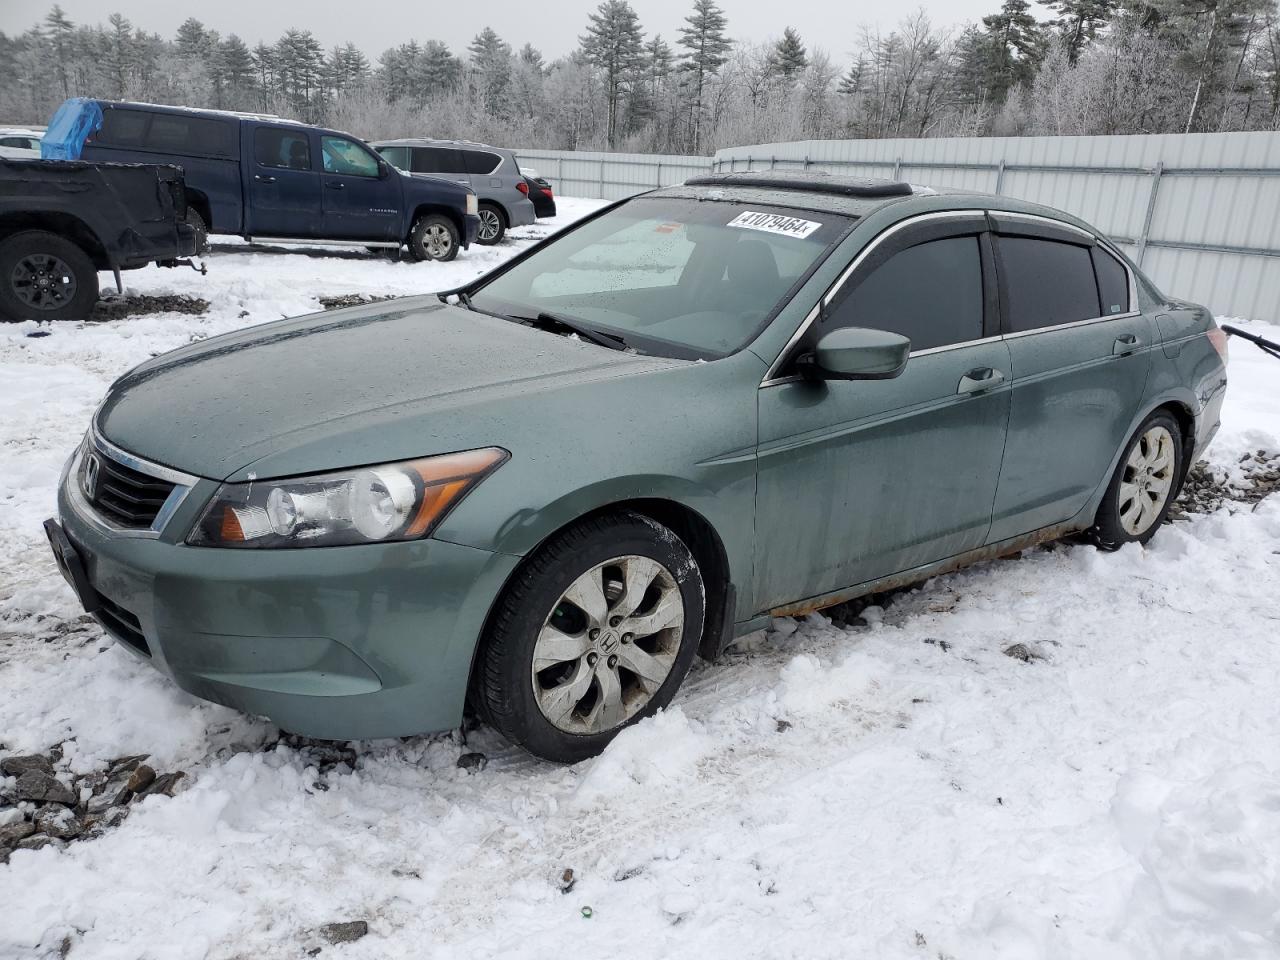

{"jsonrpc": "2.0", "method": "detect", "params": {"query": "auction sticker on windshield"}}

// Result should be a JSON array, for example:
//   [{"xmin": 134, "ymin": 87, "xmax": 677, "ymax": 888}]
[{"xmin": 727, "ymin": 210, "xmax": 822, "ymax": 239}]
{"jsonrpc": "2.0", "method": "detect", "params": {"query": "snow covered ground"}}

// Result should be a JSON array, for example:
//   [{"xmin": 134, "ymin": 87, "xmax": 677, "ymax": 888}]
[{"xmin": 1, "ymin": 197, "xmax": 1279, "ymax": 960}]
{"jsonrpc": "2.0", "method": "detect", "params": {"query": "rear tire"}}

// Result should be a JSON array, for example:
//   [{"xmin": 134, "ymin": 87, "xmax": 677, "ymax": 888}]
[
  {"xmin": 408, "ymin": 214, "xmax": 460, "ymax": 262},
  {"xmin": 475, "ymin": 203, "xmax": 507, "ymax": 245},
  {"xmin": 0, "ymin": 230, "xmax": 99, "ymax": 323},
  {"xmin": 474, "ymin": 512, "xmax": 705, "ymax": 763},
  {"xmin": 1089, "ymin": 410, "xmax": 1185, "ymax": 549}
]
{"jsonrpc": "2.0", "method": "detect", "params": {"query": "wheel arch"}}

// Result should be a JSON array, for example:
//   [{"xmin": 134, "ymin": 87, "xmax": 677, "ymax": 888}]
[
  {"xmin": 407, "ymin": 204, "xmax": 463, "ymax": 241},
  {"xmin": 183, "ymin": 188, "xmax": 212, "ymax": 229},
  {"xmin": 467, "ymin": 494, "xmax": 736, "ymax": 711},
  {"xmin": 0, "ymin": 213, "xmax": 109, "ymax": 269}
]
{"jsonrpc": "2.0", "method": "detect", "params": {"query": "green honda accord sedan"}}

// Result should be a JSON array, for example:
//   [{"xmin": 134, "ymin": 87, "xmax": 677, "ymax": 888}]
[{"xmin": 48, "ymin": 172, "xmax": 1228, "ymax": 762}]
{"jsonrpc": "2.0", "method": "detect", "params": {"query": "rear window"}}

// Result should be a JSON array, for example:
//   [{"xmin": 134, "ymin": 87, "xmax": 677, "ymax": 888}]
[
  {"xmin": 1093, "ymin": 245, "xmax": 1130, "ymax": 315},
  {"xmin": 463, "ymin": 150, "xmax": 502, "ymax": 175},
  {"xmin": 998, "ymin": 236, "xmax": 1100, "ymax": 332},
  {"xmin": 94, "ymin": 109, "xmax": 235, "ymax": 158}
]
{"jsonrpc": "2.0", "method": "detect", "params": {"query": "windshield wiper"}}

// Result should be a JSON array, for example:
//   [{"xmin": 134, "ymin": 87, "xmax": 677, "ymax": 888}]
[{"xmin": 519, "ymin": 311, "xmax": 629, "ymax": 351}]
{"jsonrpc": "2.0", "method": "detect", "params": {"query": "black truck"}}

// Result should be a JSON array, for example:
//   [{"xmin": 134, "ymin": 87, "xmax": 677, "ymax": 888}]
[{"xmin": 0, "ymin": 157, "xmax": 199, "ymax": 323}]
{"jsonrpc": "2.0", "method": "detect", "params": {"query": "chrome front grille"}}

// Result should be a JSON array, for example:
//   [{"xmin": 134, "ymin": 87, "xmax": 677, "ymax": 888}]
[
  {"xmin": 69, "ymin": 430, "xmax": 198, "ymax": 538},
  {"xmin": 83, "ymin": 450, "xmax": 177, "ymax": 528}
]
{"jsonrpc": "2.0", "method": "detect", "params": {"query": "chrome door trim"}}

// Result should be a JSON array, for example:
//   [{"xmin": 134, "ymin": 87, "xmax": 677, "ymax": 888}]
[
  {"xmin": 760, "ymin": 210, "xmax": 981, "ymax": 387},
  {"xmin": 989, "ymin": 210, "xmax": 1095, "ymax": 242}
]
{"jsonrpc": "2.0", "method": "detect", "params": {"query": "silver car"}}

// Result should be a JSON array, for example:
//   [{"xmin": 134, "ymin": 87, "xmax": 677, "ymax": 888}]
[{"xmin": 371, "ymin": 138, "xmax": 537, "ymax": 245}]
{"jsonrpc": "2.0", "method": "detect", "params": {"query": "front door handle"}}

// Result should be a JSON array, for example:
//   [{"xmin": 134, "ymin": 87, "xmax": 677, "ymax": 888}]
[
  {"xmin": 1113, "ymin": 334, "xmax": 1141, "ymax": 356},
  {"xmin": 957, "ymin": 368, "xmax": 1006, "ymax": 395},
  {"xmin": 326, "ymin": 181, "xmax": 345, "ymax": 190},
  {"xmin": 254, "ymin": 175, "xmax": 276, "ymax": 184}
]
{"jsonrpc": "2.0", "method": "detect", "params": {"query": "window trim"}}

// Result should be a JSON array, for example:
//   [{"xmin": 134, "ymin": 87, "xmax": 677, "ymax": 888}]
[
  {"xmin": 761, "ymin": 210, "xmax": 983, "ymax": 386},
  {"xmin": 760, "ymin": 208, "xmax": 1142, "ymax": 387}
]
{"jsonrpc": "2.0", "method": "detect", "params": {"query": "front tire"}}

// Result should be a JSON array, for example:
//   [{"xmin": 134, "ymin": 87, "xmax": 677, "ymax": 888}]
[
  {"xmin": 408, "ymin": 214, "xmax": 460, "ymax": 262},
  {"xmin": 474, "ymin": 512, "xmax": 706, "ymax": 763},
  {"xmin": 0, "ymin": 230, "xmax": 99, "ymax": 323},
  {"xmin": 475, "ymin": 203, "xmax": 507, "ymax": 245},
  {"xmin": 1090, "ymin": 410, "xmax": 1184, "ymax": 549}
]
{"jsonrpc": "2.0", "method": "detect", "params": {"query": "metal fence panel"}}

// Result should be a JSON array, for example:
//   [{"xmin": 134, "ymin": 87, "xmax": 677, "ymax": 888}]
[
  {"xmin": 713, "ymin": 132, "xmax": 1280, "ymax": 322},
  {"xmin": 515, "ymin": 148, "xmax": 711, "ymax": 202}
]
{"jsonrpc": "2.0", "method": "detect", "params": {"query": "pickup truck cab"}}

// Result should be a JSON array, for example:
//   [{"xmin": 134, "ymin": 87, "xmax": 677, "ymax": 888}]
[{"xmin": 43, "ymin": 99, "xmax": 479, "ymax": 261}]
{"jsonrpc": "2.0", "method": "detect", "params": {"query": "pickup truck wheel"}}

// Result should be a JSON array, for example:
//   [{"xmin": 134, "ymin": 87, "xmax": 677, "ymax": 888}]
[
  {"xmin": 475, "ymin": 203, "xmax": 507, "ymax": 245},
  {"xmin": 408, "ymin": 215, "xmax": 460, "ymax": 262},
  {"xmin": 184, "ymin": 209, "xmax": 209, "ymax": 254},
  {"xmin": 0, "ymin": 231, "xmax": 99, "ymax": 323}
]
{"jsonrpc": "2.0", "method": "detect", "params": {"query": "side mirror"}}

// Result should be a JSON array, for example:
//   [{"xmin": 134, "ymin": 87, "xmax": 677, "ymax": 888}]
[
  {"xmin": 799, "ymin": 327, "xmax": 911, "ymax": 380},
  {"xmin": 377, "ymin": 158, "xmax": 391, "ymax": 178}
]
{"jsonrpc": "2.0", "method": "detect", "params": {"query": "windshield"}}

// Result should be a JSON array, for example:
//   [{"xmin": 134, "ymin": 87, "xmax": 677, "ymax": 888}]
[{"xmin": 470, "ymin": 196, "xmax": 852, "ymax": 359}]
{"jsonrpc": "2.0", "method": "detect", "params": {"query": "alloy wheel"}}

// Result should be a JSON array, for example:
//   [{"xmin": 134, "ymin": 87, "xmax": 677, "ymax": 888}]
[
  {"xmin": 1119, "ymin": 425, "xmax": 1176, "ymax": 535},
  {"xmin": 422, "ymin": 224, "xmax": 453, "ymax": 259},
  {"xmin": 531, "ymin": 555, "xmax": 684, "ymax": 735},
  {"xmin": 477, "ymin": 209, "xmax": 501, "ymax": 242},
  {"xmin": 11, "ymin": 253, "xmax": 76, "ymax": 311}
]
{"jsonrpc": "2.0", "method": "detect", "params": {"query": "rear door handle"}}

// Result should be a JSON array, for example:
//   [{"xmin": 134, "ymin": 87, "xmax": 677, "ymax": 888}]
[
  {"xmin": 254, "ymin": 175, "xmax": 276, "ymax": 183},
  {"xmin": 326, "ymin": 181, "xmax": 345, "ymax": 190},
  {"xmin": 1113, "ymin": 334, "xmax": 1141, "ymax": 356},
  {"xmin": 957, "ymin": 368, "xmax": 1006, "ymax": 395}
]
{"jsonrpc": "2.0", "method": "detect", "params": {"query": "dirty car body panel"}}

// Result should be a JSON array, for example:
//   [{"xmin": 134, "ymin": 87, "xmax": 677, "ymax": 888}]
[{"xmin": 52, "ymin": 173, "xmax": 1226, "ymax": 740}]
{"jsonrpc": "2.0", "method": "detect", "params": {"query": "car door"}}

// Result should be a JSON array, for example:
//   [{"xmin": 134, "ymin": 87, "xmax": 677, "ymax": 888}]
[
  {"xmin": 318, "ymin": 134, "xmax": 401, "ymax": 241},
  {"xmin": 986, "ymin": 215, "xmax": 1154, "ymax": 543},
  {"xmin": 246, "ymin": 126, "xmax": 322, "ymax": 238},
  {"xmin": 753, "ymin": 213, "xmax": 1012, "ymax": 612},
  {"xmin": 411, "ymin": 146, "xmax": 469, "ymax": 186}
]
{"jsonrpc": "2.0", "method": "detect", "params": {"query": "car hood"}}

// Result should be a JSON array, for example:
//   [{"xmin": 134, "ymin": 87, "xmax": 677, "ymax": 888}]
[{"xmin": 97, "ymin": 298, "xmax": 675, "ymax": 480}]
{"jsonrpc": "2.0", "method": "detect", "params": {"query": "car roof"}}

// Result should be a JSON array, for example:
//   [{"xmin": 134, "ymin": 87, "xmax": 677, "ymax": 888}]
[
  {"xmin": 372, "ymin": 138, "xmax": 511, "ymax": 154},
  {"xmin": 93, "ymin": 99, "xmax": 303, "ymax": 125},
  {"xmin": 658, "ymin": 171, "xmax": 1098, "ymax": 231}
]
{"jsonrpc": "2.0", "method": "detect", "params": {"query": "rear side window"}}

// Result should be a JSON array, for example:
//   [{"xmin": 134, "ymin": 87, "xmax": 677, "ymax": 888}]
[
  {"xmin": 411, "ymin": 147, "xmax": 463, "ymax": 174},
  {"xmin": 1093, "ymin": 245, "xmax": 1130, "ymax": 315},
  {"xmin": 96, "ymin": 109, "xmax": 149, "ymax": 147},
  {"xmin": 146, "ymin": 113, "xmax": 235, "ymax": 158},
  {"xmin": 255, "ymin": 128, "xmax": 311, "ymax": 171},
  {"xmin": 826, "ymin": 236, "xmax": 984, "ymax": 352},
  {"xmin": 463, "ymin": 150, "xmax": 502, "ymax": 175},
  {"xmin": 998, "ymin": 236, "xmax": 1100, "ymax": 332}
]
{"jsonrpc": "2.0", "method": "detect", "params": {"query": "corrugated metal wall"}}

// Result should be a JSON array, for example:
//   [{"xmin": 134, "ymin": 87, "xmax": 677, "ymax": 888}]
[{"xmin": 518, "ymin": 132, "xmax": 1280, "ymax": 321}]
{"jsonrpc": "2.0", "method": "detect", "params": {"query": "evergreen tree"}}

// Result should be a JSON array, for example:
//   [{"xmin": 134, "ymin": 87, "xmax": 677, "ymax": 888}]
[
  {"xmin": 1041, "ymin": 0, "xmax": 1116, "ymax": 63},
  {"xmin": 419, "ymin": 40, "xmax": 461, "ymax": 97},
  {"xmin": 678, "ymin": 0, "xmax": 732, "ymax": 150},
  {"xmin": 43, "ymin": 5, "xmax": 75, "ymax": 98},
  {"xmin": 580, "ymin": 0, "xmax": 645, "ymax": 146},
  {"xmin": 768, "ymin": 26, "xmax": 810, "ymax": 80},
  {"xmin": 519, "ymin": 43, "xmax": 545, "ymax": 71},
  {"xmin": 837, "ymin": 57, "xmax": 865, "ymax": 96},
  {"xmin": 468, "ymin": 27, "xmax": 512, "ymax": 112},
  {"xmin": 982, "ymin": 0, "xmax": 1045, "ymax": 100},
  {"xmin": 219, "ymin": 34, "xmax": 256, "ymax": 108},
  {"xmin": 104, "ymin": 13, "xmax": 135, "ymax": 98},
  {"xmin": 175, "ymin": 17, "xmax": 210, "ymax": 59}
]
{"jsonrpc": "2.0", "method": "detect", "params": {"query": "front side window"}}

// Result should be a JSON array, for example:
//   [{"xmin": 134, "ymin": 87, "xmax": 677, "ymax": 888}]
[
  {"xmin": 998, "ymin": 235, "xmax": 1100, "ymax": 332},
  {"xmin": 471, "ymin": 197, "xmax": 850, "ymax": 359},
  {"xmin": 255, "ymin": 128, "xmax": 311, "ymax": 171},
  {"xmin": 321, "ymin": 136, "xmax": 380, "ymax": 177},
  {"xmin": 823, "ymin": 236, "xmax": 984, "ymax": 352},
  {"xmin": 377, "ymin": 145, "xmax": 410, "ymax": 170}
]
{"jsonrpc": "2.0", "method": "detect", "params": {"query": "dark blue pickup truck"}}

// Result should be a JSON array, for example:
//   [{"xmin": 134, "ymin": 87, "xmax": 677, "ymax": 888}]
[{"xmin": 43, "ymin": 98, "xmax": 480, "ymax": 261}]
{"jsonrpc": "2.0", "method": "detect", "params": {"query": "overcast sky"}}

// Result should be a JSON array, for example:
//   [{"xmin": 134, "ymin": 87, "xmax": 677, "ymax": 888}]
[{"xmin": 0, "ymin": 0, "xmax": 997, "ymax": 61}]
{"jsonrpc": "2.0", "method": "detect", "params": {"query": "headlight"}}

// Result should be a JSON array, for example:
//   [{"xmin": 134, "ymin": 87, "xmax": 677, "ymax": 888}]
[
  {"xmin": 466, "ymin": 193, "xmax": 478, "ymax": 217},
  {"xmin": 188, "ymin": 448, "xmax": 508, "ymax": 548}
]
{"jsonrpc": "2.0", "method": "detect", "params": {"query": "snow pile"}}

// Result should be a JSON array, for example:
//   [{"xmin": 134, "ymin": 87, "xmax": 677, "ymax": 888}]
[{"xmin": 1, "ymin": 203, "xmax": 1279, "ymax": 958}]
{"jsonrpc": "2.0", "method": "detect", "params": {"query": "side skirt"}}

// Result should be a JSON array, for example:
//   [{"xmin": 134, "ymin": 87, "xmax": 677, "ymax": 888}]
[{"xmin": 766, "ymin": 521, "xmax": 1084, "ymax": 619}]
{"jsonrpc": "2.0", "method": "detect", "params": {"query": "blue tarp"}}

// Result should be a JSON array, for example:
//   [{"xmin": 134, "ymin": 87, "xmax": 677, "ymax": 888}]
[{"xmin": 40, "ymin": 98, "xmax": 102, "ymax": 161}]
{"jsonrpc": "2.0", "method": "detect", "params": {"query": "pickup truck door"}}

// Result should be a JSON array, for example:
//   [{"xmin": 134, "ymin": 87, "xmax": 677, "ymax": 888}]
[
  {"xmin": 318, "ymin": 135, "xmax": 402, "ymax": 241},
  {"xmin": 245, "ymin": 126, "xmax": 322, "ymax": 238}
]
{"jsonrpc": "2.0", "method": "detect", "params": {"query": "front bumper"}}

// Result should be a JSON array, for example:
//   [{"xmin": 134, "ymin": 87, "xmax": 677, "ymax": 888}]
[
  {"xmin": 55, "ymin": 465, "xmax": 518, "ymax": 740},
  {"xmin": 462, "ymin": 213, "xmax": 480, "ymax": 248}
]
